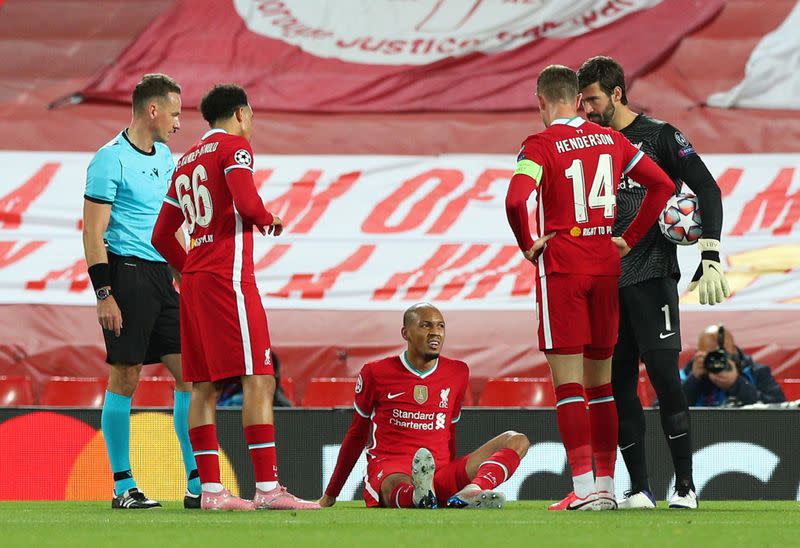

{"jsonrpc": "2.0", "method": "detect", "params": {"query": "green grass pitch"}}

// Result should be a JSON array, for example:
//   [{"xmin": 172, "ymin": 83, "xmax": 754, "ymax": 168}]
[{"xmin": 1, "ymin": 501, "xmax": 798, "ymax": 547}]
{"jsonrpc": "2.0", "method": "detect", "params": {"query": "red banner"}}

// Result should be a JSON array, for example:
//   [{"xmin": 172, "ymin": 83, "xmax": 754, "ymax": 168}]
[
  {"xmin": 81, "ymin": 0, "xmax": 723, "ymax": 112},
  {"xmin": 0, "ymin": 151, "xmax": 799, "ymax": 309}
]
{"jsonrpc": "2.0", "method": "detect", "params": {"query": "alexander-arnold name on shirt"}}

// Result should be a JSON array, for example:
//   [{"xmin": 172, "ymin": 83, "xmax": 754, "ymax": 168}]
[{"xmin": 177, "ymin": 142, "xmax": 220, "ymax": 169}]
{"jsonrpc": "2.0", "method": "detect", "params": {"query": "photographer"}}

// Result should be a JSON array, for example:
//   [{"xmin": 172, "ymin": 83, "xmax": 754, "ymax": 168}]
[{"xmin": 681, "ymin": 325, "xmax": 786, "ymax": 407}]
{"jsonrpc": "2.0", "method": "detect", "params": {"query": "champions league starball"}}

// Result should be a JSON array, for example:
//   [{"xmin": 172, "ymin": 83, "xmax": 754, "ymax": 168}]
[{"xmin": 658, "ymin": 193, "xmax": 703, "ymax": 245}]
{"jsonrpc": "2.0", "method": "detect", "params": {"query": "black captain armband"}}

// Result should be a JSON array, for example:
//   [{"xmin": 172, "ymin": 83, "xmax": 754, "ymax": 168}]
[{"xmin": 88, "ymin": 263, "xmax": 111, "ymax": 291}]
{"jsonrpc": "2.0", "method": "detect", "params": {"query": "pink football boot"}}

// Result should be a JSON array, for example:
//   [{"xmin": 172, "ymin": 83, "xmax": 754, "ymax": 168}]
[
  {"xmin": 201, "ymin": 489, "xmax": 256, "ymax": 511},
  {"xmin": 253, "ymin": 485, "xmax": 321, "ymax": 510},
  {"xmin": 548, "ymin": 491, "xmax": 597, "ymax": 511}
]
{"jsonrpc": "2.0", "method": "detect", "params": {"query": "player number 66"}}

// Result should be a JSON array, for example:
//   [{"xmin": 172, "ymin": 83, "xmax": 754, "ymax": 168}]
[{"xmin": 175, "ymin": 164, "xmax": 214, "ymax": 234}]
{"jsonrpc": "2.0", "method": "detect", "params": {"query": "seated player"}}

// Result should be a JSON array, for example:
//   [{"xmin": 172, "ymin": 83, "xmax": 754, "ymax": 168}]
[{"xmin": 319, "ymin": 303, "xmax": 530, "ymax": 509}]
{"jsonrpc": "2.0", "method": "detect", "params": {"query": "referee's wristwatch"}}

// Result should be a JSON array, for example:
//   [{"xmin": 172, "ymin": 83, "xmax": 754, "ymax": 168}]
[{"xmin": 95, "ymin": 287, "xmax": 112, "ymax": 301}]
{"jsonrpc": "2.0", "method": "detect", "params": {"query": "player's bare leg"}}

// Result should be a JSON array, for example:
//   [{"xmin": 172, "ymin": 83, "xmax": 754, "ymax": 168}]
[
  {"xmin": 547, "ymin": 353, "xmax": 596, "ymax": 510},
  {"xmin": 244, "ymin": 375, "xmax": 319, "ymax": 510},
  {"xmin": 447, "ymin": 431, "xmax": 530, "ymax": 509},
  {"xmin": 161, "ymin": 353, "xmax": 201, "ymax": 508},
  {"xmin": 380, "ymin": 473, "xmax": 413, "ymax": 508},
  {"xmin": 241, "ymin": 373, "xmax": 275, "ymax": 426},
  {"xmin": 188, "ymin": 381, "xmax": 254, "ymax": 510},
  {"xmin": 463, "ymin": 430, "xmax": 530, "ymax": 476},
  {"xmin": 547, "ymin": 354, "xmax": 583, "ymax": 392},
  {"xmin": 188, "ymin": 381, "xmax": 219, "ymax": 426},
  {"xmin": 584, "ymin": 355, "xmax": 618, "ymax": 511},
  {"xmin": 378, "ymin": 452, "xmax": 437, "ymax": 509}
]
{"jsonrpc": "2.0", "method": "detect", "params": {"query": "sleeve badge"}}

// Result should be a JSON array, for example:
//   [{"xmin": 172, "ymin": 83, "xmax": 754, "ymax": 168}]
[
  {"xmin": 234, "ymin": 149, "xmax": 252, "ymax": 166},
  {"xmin": 355, "ymin": 374, "xmax": 363, "ymax": 394},
  {"xmin": 674, "ymin": 131, "xmax": 690, "ymax": 148}
]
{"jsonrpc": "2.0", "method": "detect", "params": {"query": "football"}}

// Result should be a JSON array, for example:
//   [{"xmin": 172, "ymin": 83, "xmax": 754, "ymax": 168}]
[{"xmin": 658, "ymin": 193, "xmax": 703, "ymax": 245}]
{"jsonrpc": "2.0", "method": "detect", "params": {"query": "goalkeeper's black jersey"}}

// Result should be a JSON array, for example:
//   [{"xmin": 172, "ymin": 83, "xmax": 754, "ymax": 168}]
[{"xmin": 615, "ymin": 114, "xmax": 685, "ymax": 288}]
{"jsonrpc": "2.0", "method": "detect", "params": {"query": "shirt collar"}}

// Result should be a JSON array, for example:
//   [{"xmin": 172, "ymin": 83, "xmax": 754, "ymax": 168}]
[
  {"xmin": 399, "ymin": 352, "xmax": 438, "ymax": 379},
  {"xmin": 202, "ymin": 128, "xmax": 227, "ymax": 139},
  {"xmin": 121, "ymin": 128, "xmax": 156, "ymax": 156},
  {"xmin": 550, "ymin": 116, "xmax": 585, "ymax": 128}
]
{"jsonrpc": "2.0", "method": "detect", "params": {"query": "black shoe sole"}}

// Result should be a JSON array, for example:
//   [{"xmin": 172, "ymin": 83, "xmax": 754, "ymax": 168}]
[
  {"xmin": 111, "ymin": 503, "xmax": 162, "ymax": 509},
  {"xmin": 184, "ymin": 495, "xmax": 201, "ymax": 509}
]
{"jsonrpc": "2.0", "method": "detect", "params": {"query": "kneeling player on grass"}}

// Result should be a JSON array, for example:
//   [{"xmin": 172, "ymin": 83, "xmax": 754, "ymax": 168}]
[
  {"xmin": 319, "ymin": 303, "xmax": 530, "ymax": 509},
  {"xmin": 152, "ymin": 84, "xmax": 319, "ymax": 511}
]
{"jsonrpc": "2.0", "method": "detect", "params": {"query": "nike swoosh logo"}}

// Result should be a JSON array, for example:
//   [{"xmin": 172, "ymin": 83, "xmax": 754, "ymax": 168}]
[
  {"xmin": 568, "ymin": 498, "xmax": 595, "ymax": 510},
  {"xmin": 659, "ymin": 332, "xmax": 676, "ymax": 339},
  {"xmin": 668, "ymin": 433, "xmax": 688, "ymax": 440},
  {"xmin": 708, "ymin": 264, "xmax": 721, "ymax": 274},
  {"xmin": 387, "ymin": 392, "xmax": 404, "ymax": 399}
]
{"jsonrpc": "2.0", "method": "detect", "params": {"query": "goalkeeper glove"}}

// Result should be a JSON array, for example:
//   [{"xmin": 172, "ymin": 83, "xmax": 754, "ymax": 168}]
[{"xmin": 687, "ymin": 238, "xmax": 731, "ymax": 305}]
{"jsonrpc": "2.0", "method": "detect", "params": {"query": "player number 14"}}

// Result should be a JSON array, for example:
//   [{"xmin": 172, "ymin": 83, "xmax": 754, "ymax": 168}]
[
  {"xmin": 175, "ymin": 164, "xmax": 214, "ymax": 234},
  {"xmin": 564, "ymin": 154, "xmax": 615, "ymax": 223}
]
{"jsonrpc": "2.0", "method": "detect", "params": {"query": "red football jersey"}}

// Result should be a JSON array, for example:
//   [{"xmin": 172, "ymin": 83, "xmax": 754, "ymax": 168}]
[
  {"xmin": 514, "ymin": 117, "xmax": 643, "ymax": 276},
  {"xmin": 354, "ymin": 354, "xmax": 469, "ymax": 467},
  {"xmin": 166, "ymin": 128, "xmax": 263, "ymax": 281}
]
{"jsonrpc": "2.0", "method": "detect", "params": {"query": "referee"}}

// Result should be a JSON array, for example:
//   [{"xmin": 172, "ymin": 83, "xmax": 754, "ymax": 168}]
[
  {"xmin": 82, "ymin": 74, "xmax": 200, "ymax": 509},
  {"xmin": 577, "ymin": 57, "xmax": 730, "ymax": 510}
]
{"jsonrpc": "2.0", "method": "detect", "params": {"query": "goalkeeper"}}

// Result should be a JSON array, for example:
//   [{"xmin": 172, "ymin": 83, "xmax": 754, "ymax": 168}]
[{"xmin": 577, "ymin": 56, "xmax": 729, "ymax": 510}]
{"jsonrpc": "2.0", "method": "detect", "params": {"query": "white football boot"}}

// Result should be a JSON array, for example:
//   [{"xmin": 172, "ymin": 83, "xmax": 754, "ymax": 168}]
[
  {"xmin": 669, "ymin": 482, "xmax": 698, "ymax": 509},
  {"xmin": 411, "ymin": 447, "xmax": 438, "ymax": 508},
  {"xmin": 617, "ymin": 489, "xmax": 657, "ymax": 510}
]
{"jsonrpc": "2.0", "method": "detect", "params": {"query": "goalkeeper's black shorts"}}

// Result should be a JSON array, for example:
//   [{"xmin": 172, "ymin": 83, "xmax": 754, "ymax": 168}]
[{"xmin": 616, "ymin": 276, "xmax": 682, "ymax": 356}]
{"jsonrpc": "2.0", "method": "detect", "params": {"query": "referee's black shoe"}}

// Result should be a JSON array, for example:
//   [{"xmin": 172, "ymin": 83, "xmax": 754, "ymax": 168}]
[
  {"xmin": 184, "ymin": 490, "xmax": 201, "ymax": 509},
  {"xmin": 112, "ymin": 488, "xmax": 162, "ymax": 509}
]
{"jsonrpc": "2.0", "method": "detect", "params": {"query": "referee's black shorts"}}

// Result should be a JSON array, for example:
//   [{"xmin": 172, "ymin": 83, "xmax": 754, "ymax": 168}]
[
  {"xmin": 616, "ymin": 276, "xmax": 682, "ymax": 357},
  {"xmin": 103, "ymin": 253, "xmax": 181, "ymax": 365}
]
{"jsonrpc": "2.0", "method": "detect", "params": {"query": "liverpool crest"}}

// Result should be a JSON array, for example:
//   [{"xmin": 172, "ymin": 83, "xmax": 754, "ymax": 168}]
[
  {"xmin": 413, "ymin": 385, "xmax": 428, "ymax": 404},
  {"xmin": 439, "ymin": 388, "xmax": 450, "ymax": 408}
]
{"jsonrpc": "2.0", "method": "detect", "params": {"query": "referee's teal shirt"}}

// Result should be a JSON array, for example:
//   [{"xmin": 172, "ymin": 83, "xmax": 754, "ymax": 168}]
[{"xmin": 84, "ymin": 130, "xmax": 175, "ymax": 262}]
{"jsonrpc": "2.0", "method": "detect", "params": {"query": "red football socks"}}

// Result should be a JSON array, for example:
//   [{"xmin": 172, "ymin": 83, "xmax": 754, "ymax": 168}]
[
  {"xmin": 244, "ymin": 424, "xmax": 278, "ymax": 483},
  {"xmin": 586, "ymin": 383, "xmax": 618, "ymax": 478},
  {"xmin": 555, "ymin": 383, "xmax": 593, "ymax": 478},
  {"xmin": 188, "ymin": 424, "xmax": 221, "ymax": 485},
  {"xmin": 389, "ymin": 482, "xmax": 415, "ymax": 508},
  {"xmin": 472, "ymin": 448, "xmax": 521, "ymax": 490}
]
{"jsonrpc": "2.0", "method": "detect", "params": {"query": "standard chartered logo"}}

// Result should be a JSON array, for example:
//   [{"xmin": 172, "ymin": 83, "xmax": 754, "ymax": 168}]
[{"xmin": 435, "ymin": 413, "xmax": 446, "ymax": 430}]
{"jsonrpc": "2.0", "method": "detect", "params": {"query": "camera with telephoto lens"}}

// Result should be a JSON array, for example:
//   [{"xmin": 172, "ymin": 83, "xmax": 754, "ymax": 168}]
[{"xmin": 704, "ymin": 325, "xmax": 732, "ymax": 373}]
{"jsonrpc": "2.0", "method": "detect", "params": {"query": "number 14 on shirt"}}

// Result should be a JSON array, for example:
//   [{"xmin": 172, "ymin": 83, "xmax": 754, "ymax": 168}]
[{"xmin": 564, "ymin": 154, "xmax": 616, "ymax": 223}]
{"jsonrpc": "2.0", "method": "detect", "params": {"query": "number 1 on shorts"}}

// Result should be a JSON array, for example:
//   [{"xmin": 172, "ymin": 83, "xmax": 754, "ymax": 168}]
[{"xmin": 661, "ymin": 304, "xmax": 671, "ymax": 332}]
